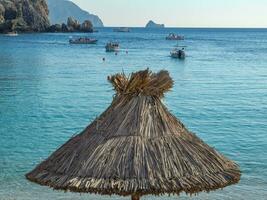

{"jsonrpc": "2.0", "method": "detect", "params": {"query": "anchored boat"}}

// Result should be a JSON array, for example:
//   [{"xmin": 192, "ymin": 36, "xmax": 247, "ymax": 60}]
[
  {"xmin": 166, "ymin": 33, "xmax": 184, "ymax": 40},
  {"xmin": 69, "ymin": 37, "xmax": 98, "ymax": 44},
  {"xmin": 5, "ymin": 31, "xmax": 18, "ymax": 36},
  {"xmin": 170, "ymin": 47, "xmax": 186, "ymax": 59},
  {"xmin": 113, "ymin": 27, "xmax": 130, "ymax": 32},
  {"xmin": 105, "ymin": 42, "xmax": 120, "ymax": 52}
]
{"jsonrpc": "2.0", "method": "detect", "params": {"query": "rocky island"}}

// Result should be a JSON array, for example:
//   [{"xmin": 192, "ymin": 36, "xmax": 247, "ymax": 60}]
[
  {"xmin": 0, "ymin": 0, "xmax": 50, "ymax": 33},
  {"xmin": 145, "ymin": 20, "xmax": 165, "ymax": 28}
]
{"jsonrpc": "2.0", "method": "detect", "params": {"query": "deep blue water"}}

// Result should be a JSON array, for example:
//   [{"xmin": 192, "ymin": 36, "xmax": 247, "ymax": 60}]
[{"xmin": 0, "ymin": 28, "xmax": 267, "ymax": 200}]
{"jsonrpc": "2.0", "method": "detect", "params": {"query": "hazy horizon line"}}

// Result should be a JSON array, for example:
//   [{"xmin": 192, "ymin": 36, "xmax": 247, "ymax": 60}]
[{"xmin": 98, "ymin": 26, "xmax": 267, "ymax": 29}]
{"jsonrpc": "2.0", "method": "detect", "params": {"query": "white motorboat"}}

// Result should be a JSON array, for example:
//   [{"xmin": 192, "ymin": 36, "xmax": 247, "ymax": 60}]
[{"xmin": 105, "ymin": 42, "xmax": 120, "ymax": 52}]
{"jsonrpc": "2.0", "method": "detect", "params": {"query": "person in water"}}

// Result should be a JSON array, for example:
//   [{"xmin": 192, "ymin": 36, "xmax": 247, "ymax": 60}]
[{"xmin": 178, "ymin": 50, "xmax": 182, "ymax": 57}]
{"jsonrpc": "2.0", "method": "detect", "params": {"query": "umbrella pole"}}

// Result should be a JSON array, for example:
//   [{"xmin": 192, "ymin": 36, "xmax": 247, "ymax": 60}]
[{"xmin": 131, "ymin": 194, "xmax": 140, "ymax": 200}]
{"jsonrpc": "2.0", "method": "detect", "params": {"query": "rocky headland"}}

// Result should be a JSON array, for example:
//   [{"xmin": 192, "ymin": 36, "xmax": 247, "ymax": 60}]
[
  {"xmin": 47, "ymin": 0, "xmax": 103, "ymax": 27},
  {"xmin": 0, "ymin": 0, "xmax": 96, "ymax": 33}
]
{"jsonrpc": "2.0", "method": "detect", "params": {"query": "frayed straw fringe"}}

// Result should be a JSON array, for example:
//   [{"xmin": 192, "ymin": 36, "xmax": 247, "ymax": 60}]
[{"xmin": 27, "ymin": 168, "xmax": 240, "ymax": 196}]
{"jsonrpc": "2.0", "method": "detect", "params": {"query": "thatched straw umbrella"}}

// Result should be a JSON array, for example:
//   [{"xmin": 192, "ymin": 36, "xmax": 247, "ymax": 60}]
[{"xmin": 26, "ymin": 69, "xmax": 241, "ymax": 200}]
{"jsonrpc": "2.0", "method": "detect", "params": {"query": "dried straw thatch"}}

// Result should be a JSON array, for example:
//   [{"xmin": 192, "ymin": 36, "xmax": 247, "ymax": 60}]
[{"xmin": 26, "ymin": 69, "xmax": 241, "ymax": 199}]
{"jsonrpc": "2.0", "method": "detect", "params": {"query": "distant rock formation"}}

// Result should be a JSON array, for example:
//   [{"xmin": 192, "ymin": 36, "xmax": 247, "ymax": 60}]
[
  {"xmin": 145, "ymin": 20, "xmax": 165, "ymax": 28},
  {"xmin": 46, "ymin": 16, "xmax": 93, "ymax": 33},
  {"xmin": 0, "ymin": 0, "xmax": 50, "ymax": 33},
  {"xmin": 67, "ymin": 16, "xmax": 80, "ymax": 30},
  {"xmin": 80, "ymin": 20, "xmax": 93, "ymax": 32},
  {"xmin": 46, "ymin": 0, "xmax": 104, "ymax": 27}
]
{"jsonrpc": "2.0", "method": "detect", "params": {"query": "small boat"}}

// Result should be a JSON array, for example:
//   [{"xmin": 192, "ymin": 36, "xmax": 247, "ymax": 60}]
[
  {"xmin": 113, "ymin": 27, "xmax": 130, "ymax": 32},
  {"xmin": 170, "ymin": 48, "xmax": 186, "ymax": 59},
  {"xmin": 166, "ymin": 33, "xmax": 184, "ymax": 40},
  {"xmin": 69, "ymin": 37, "xmax": 98, "ymax": 44},
  {"xmin": 105, "ymin": 42, "xmax": 120, "ymax": 52},
  {"xmin": 5, "ymin": 31, "xmax": 18, "ymax": 36}
]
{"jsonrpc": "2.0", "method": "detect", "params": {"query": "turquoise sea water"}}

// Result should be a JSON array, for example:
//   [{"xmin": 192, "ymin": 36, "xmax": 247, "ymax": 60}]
[{"xmin": 0, "ymin": 28, "xmax": 266, "ymax": 200}]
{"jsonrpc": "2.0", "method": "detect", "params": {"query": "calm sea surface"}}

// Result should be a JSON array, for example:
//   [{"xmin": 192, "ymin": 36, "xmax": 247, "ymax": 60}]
[{"xmin": 0, "ymin": 28, "xmax": 266, "ymax": 200}]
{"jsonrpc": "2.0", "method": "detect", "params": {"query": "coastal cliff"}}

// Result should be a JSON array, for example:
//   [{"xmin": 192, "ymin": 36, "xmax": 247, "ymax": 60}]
[
  {"xmin": 0, "ymin": 0, "xmax": 50, "ymax": 33},
  {"xmin": 145, "ymin": 20, "xmax": 165, "ymax": 28},
  {"xmin": 47, "ymin": 0, "xmax": 103, "ymax": 27}
]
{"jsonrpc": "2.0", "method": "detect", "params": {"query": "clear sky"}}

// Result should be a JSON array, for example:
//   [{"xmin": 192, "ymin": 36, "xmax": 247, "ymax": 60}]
[{"xmin": 71, "ymin": 0, "xmax": 267, "ymax": 28}]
